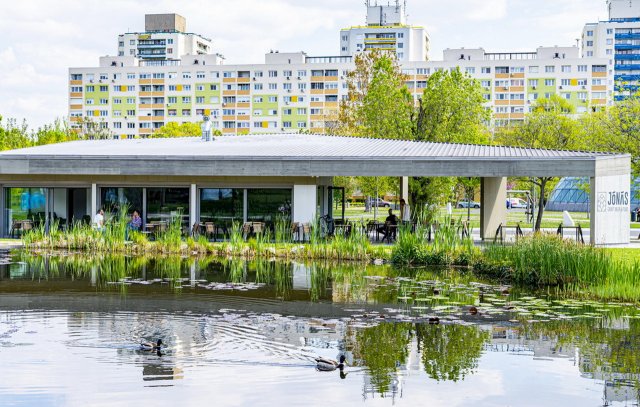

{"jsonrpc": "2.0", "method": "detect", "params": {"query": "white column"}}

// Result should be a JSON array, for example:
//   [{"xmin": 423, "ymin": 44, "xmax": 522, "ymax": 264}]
[
  {"xmin": 480, "ymin": 177, "xmax": 507, "ymax": 240},
  {"xmin": 293, "ymin": 185, "xmax": 317, "ymax": 224},
  {"xmin": 590, "ymin": 174, "xmax": 630, "ymax": 246},
  {"xmin": 91, "ymin": 183, "xmax": 97, "ymax": 218},
  {"xmin": 189, "ymin": 183, "xmax": 197, "ymax": 231},
  {"xmin": 399, "ymin": 176, "xmax": 409, "ymax": 202}
]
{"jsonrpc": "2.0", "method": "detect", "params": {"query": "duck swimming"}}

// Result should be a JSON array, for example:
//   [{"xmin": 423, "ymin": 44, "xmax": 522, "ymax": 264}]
[
  {"xmin": 315, "ymin": 355, "xmax": 346, "ymax": 372},
  {"xmin": 140, "ymin": 339, "xmax": 162, "ymax": 351}
]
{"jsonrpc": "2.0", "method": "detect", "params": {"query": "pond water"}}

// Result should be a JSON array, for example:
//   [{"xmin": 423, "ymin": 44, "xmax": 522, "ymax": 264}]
[{"xmin": 1, "ymin": 252, "xmax": 639, "ymax": 407}]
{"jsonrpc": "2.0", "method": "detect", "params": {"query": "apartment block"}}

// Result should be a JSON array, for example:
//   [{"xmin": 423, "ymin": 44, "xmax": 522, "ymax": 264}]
[
  {"xmin": 340, "ymin": 1, "xmax": 429, "ymax": 62},
  {"xmin": 68, "ymin": 8, "xmax": 614, "ymax": 138},
  {"xmin": 582, "ymin": 0, "xmax": 640, "ymax": 98}
]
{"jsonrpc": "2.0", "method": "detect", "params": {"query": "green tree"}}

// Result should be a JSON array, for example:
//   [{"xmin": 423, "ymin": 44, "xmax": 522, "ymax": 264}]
[
  {"xmin": 581, "ymin": 96, "xmax": 640, "ymax": 177},
  {"xmin": 409, "ymin": 68, "xmax": 491, "ymax": 207},
  {"xmin": 0, "ymin": 116, "xmax": 31, "ymax": 151},
  {"xmin": 151, "ymin": 121, "xmax": 212, "ymax": 138},
  {"xmin": 338, "ymin": 49, "xmax": 413, "ymax": 139},
  {"xmin": 33, "ymin": 119, "xmax": 79, "ymax": 145},
  {"xmin": 495, "ymin": 95, "xmax": 583, "ymax": 230},
  {"xmin": 77, "ymin": 117, "xmax": 113, "ymax": 139}
]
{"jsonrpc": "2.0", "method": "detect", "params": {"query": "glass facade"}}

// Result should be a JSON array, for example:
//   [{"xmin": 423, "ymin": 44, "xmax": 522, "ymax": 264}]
[
  {"xmin": 200, "ymin": 188, "xmax": 243, "ymax": 227},
  {"xmin": 146, "ymin": 188, "xmax": 189, "ymax": 226},
  {"xmin": 4, "ymin": 188, "xmax": 47, "ymax": 236},
  {"xmin": 546, "ymin": 177, "xmax": 640, "ymax": 212},
  {"xmin": 247, "ymin": 189, "xmax": 291, "ymax": 227},
  {"xmin": 100, "ymin": 187, "xmax": 143, "ymax": 215}
]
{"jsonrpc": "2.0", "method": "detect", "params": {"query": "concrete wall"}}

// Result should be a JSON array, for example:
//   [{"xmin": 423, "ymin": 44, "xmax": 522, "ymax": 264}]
[
  {"xmin": 480, "ymin": 177, "xmax": 507, "ymax": 240},
  {"xmin": 293, "ymin": 185, "xmax": 317, "ymax": 224},
  {"xmin": 590, "ymin": 174, "xmax": 631, "ymax": 245}
]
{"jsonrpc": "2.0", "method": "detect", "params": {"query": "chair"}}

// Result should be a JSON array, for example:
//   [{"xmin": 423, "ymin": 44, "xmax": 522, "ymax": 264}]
[
  {"xmin": 252, "ymin": 222, "xmax": 264, "ymax": 235},
  {"xmin": 21, "ymin": 220, "xmax": 34, "ymax": 235},
  {"xmin": 291, "ymin": 222, "xmax": 301, "ymax": 241},
  {"xmin": 302, "ymin": 223, "xmax": 311, "ymax": 242},
  {"xmin": 204, "ymin": 222, "xmax": 215, "ymax": 241},
  {"xmin": 242, "ymin": 222, "xmax": 252, "ymax": 239},
  {"xmin": 10, "ymin": 220, "xmax": 22, "ymax": 238}
]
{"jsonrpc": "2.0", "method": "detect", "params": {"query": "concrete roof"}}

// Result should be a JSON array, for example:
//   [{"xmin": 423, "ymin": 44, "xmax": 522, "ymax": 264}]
[{"xmin": 0, "ymin": 133, "xmax": 630, "ymax": 178}]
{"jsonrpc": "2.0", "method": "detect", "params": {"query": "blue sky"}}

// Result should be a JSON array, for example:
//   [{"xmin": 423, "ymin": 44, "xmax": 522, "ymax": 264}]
[{"xmin": 0, "ymin": 0, "xmax": 609, "ymax": 129}]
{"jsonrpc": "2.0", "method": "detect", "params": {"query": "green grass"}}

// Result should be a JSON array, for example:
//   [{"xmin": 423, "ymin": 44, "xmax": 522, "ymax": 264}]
[{"xmin": 606, "ymin": 248, "xmax": 640, "ymax": 265}]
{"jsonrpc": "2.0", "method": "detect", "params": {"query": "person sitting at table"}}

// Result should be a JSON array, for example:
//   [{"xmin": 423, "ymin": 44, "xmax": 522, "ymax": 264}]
[
  {"xmin": 128, "ymin": 210, "xmax": 142, "ymax": 231},
  {"xmin": 377, "ymin": 208, "xmax": 399, "ymax": 241},
  {"xmin": 92, "ymin": 209, "xmax": 105, "ymax": 231}
]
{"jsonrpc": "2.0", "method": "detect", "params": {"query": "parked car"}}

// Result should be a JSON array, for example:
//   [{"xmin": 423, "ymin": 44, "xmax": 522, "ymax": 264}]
[
  {"xmin": 366, "ymin": 197, "xmax": 392, "ymax": 208},
  {"xmin": 507, "ymin": 198, "xmax": 528, "ymax": 209},
  {"xmin": 457, "ymin": 201, "xmax": 480, "ymax": 209}
]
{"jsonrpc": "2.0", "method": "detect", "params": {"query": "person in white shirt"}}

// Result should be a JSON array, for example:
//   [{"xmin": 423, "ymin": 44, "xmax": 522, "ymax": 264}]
[
  {"xmin": 400, "ymin": 199, "xmax": 411, "ymax": 223},
  {"xmin": 93, "ymin": 209, "xmax": 105, "ymax": 230}
]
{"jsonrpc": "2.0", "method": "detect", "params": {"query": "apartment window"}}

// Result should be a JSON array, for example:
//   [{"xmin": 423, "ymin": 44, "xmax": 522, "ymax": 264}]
[
  {"xmin": 183, "ymin": 85, "xmax": 191, "ymax": 91},
  {"xmin": 481, "ymin": 67, "xmax": 491, "ymax": 74},
  {"xmin": 561, "ymin": 65, "xmax": 571, "ymax": 73},
  {"xmin": 113, "ymin": 98, "xmax": 121, "ymax": 104},
  {"xmin": 182, "ymin": 109, "xmax": 191, "ymax": 116},
  {"xmin": 130, "ymin": 39, "xmax": 135, "ymax": 45},
  {"xmin": 578, "ymin": 92, "xmax": 588, "ymax": 100},
  {"xmin": 544, "ymin": 92, "xmax": 553, "ymax": 99},
  {"xmin": 593, "ymin": 92, "xmax": 606, "ymax": 99},
  {"xmin": 587, "ymin": 51, "xmax": 593, "ymax": 57},
  {"xmin": 586, "ymin": 41, "xmax": 594, "ymax": 47},
  {"xmin": 254, "ymin": 84, "xmax": 263, "ymax": 90},
  {"xmin": 86, "ymin": 99, "xmax": 94, "ymax": 105},
  {"xmin": 211, "ymin": 71, "xmax": 220, "ymax": 78},
  {"xmin": 168, "ymin": 96, "xmax": 177, "ymax": 104},
  {"xmin": 587, "ymin": 30, "xmax": 593, "ymax": 37},
  {"xmin": 592, "ymin": 65, "xmax": 607, "ymax": 73},
  {"xmin": 196, "ymin": 85, "xmax": 204, "ymax": 91},
  {"xmin": 167, "ymin": 38, "xmax": 173, "ymax": 44},
  {"xmin": 297, "ymin": 70, "xmax": 306, "ymax": 77},
  {"xmin": 126, "ymin": 110, "xmax": 136, "ymax": 116},
  {"xmin": 511, "ymin": 67, "xmax": 525, "ymax": 73},
  {"xmin": 183, "ymin": 72, "xmax": 192, "ymax": 79},
  {"xmin": 70, "ymin": 86, "xmax": 82, "ymax": 93},
  {"xmin": 268, "ymin": 70, "xmax": 278, "ymax": 77},
  {"xmin": 397, "ymin": 53, "xmax": 404, "ymax": 59},
  {"xmin": 545, "ymin": 66, "xmax": 555, "ymax": 73},
  {"xmin": 545, "ymin": 79, "xmax": 555, "ymax": 86},
  {"xmin": 283, "ymin": 83, "xmax": 292, "ymax": 90},
  {"xmin": 223, "ymin": 71, "xmax": 234, "ymax": 78},
  {"xmin": 397, "ymin": 43, "xmax": 404, "ymax": 49},
  {"xmin": 283, "ymin": 121, "xmax": 292, "ymax": 128},
  {"xmin": 283, "ymin": 109, "xmax": 292, "ymax": 115},
  {"xmin": 298, "ymin": 83, "xmax": 307, "ymax": 90},
  {"xmin": 465, "ymin": 67, "xmax": 476, "ymax": 74},
  {"xmin": 196, "ymin": 71, "xmax": 205, "ymax": 79},
  {"xmin": 606, "ymin": 49, "xmax": 613, "ymax": 55},
  {"xmin": 113, "ymin": 111, "xmax": 121, "ymax": 117},
  {"xmin": 269, "ymin": 83, "xmax": 277, "ymax": 90},
  {"xmin": 577, "ymin": 79, "xmax": 587, "ymax": 86},
  {"xmin": 86, "ymin": 85, "xmax": 95, "ymax": 92},
  {"xmin": 592, "ymin": 78, "xmax": 605, "ymax": 85},
  {"xmin": 578, "ymin": 65, "xmax": 588, "ymax": 72},
  {"xmin": 416, "ymin": 68, "xmax": 430, "ymax": 75},
  {"xmin": 182, "ymin": 97, "xmax": 191, "ymax": 103},
  {"xmin": 297, "ymin": 108, "xmax": 307, "ymax": 115},
  {"xmin": 607, "ymin": 28, "xmax": 613, "ymax": 35},
  {"xmin": 297, "ymin": 121, "xmax": 307, "ymax": 128},
  {"xmin": 196, "ymin": 96, "xmax": 205, "ymax": 103},
  {"xmin": 496, "ymin": 67, "xmax": 509, "ymax": 74},
  {"xmin": 606, "ymin": 39, "xmax": 613, "ymax": 45},
  {"xmin": 283, "ymin": 70, "xmax": 292, "ymax": 77},
  {"xmin": 127, "ymin": 123, "xmax": 136, "ymax": 129},
  {"xmin": 254, "ymin": 97, "xmax": 263, "ymax": 103},
  {"xmin": 99, "ymin": 86, "xmax": 108, "ymax": 92},
  {"xmin": 268, "ymin": 96, "xmax": 278, "ymax": 103},
  {"xmin": 481, "ymin": 80, "xmax": 491, "ymax": 87},
  {"xmin": 528, "ymin": 79, "xmax": 538, "ymax": 87},
  {"xmin": 210, "ymin": 84, "xmax": 218, "ymax": 91},
  {"xmin": 153, "ymin": 73, "xmax": 165, "ymax": 79},
  {"xmin": 113, "ymin": 122, "xmax": 122, "ymax": 129},
  {"xmin": 130, "ymin": 49, "xmax": 135, "ymax": 55},
  {"xmin": 254, "ymin": 71, "xmax": 263, "ymax": 78},
  {"xmin": 561, "ymin": 79, "xmax": 571, "ymax": 86}
]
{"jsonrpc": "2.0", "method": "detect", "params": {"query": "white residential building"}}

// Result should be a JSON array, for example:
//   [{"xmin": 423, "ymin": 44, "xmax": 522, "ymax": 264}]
[
  {"xmin": 340, "ymin": 1, "xmax": 429, "ymax": 62},
  {"xmin": 582, "ymin": 0, "xmax": 640, "ymax": 98}
]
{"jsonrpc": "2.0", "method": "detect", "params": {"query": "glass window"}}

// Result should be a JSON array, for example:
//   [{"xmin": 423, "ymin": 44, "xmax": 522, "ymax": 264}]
[
  {"xmin": 4, "ymin": 187, "xmax": 47, "ymax": 234},
  {"xmin": 247, "ymin": 189, "xmax": 291, "ymax": 227},
  {"xmin": 100, "ymin": 187, "xmax": 143, "ymax": 216},
  {"xmin": 146, "ymin": 188, "xmax": 189, "ymax": 227},
  {"xmin": 199, "ymin": 188, "xmax": 243, "ymax": 227}
]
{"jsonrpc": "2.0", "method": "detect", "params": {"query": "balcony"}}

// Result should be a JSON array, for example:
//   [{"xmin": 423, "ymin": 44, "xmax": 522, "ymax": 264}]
[
  {"xmin": 615, "ymin": 64, "xmax": 640, "ymax": 71},
  {"xmin": 615, "ymin": 74, "xmax": 640, "ymax": 81},
  {"xmin": 615, "ymin": 44, "xmax": 640, "ymax": 50},
  {"xmin": 615, "ymin": 54, "xmax": 640, "ymax": 60},
  {"xmin": 615, "ymin": 33, "xmax": 640, "ymax": 40}
]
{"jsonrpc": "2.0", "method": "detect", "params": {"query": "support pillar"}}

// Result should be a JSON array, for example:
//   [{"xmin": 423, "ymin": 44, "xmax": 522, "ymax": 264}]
[
  {"xmin": 480, "ymin": 177, "xmax": 507, "ymax": 240},
  {"xmin": 293, "ymin": 185, "xmax": 317, "ymax": 224},
  {"xmin": 189, "ymin": 184, "xmax": 197, "ymax": 232},
  {"xmin": 90, "ymin": 184, "xmax": 97, "ymax": 220},
  {"xmin": 399, "ymin": 176, "xmax": 409, "ymax": 203}
]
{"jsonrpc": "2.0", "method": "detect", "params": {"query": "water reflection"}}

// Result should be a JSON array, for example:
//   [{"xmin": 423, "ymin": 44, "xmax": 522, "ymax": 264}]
[{"xmin": 1, "ymin": 253, "xmax": 640, "ymax": 405}]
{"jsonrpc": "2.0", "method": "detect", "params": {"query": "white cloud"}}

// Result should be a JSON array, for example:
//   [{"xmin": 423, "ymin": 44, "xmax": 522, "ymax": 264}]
[{"xmin": 0, "ymin": 0, "xmax": 608, "ymax": 129}]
